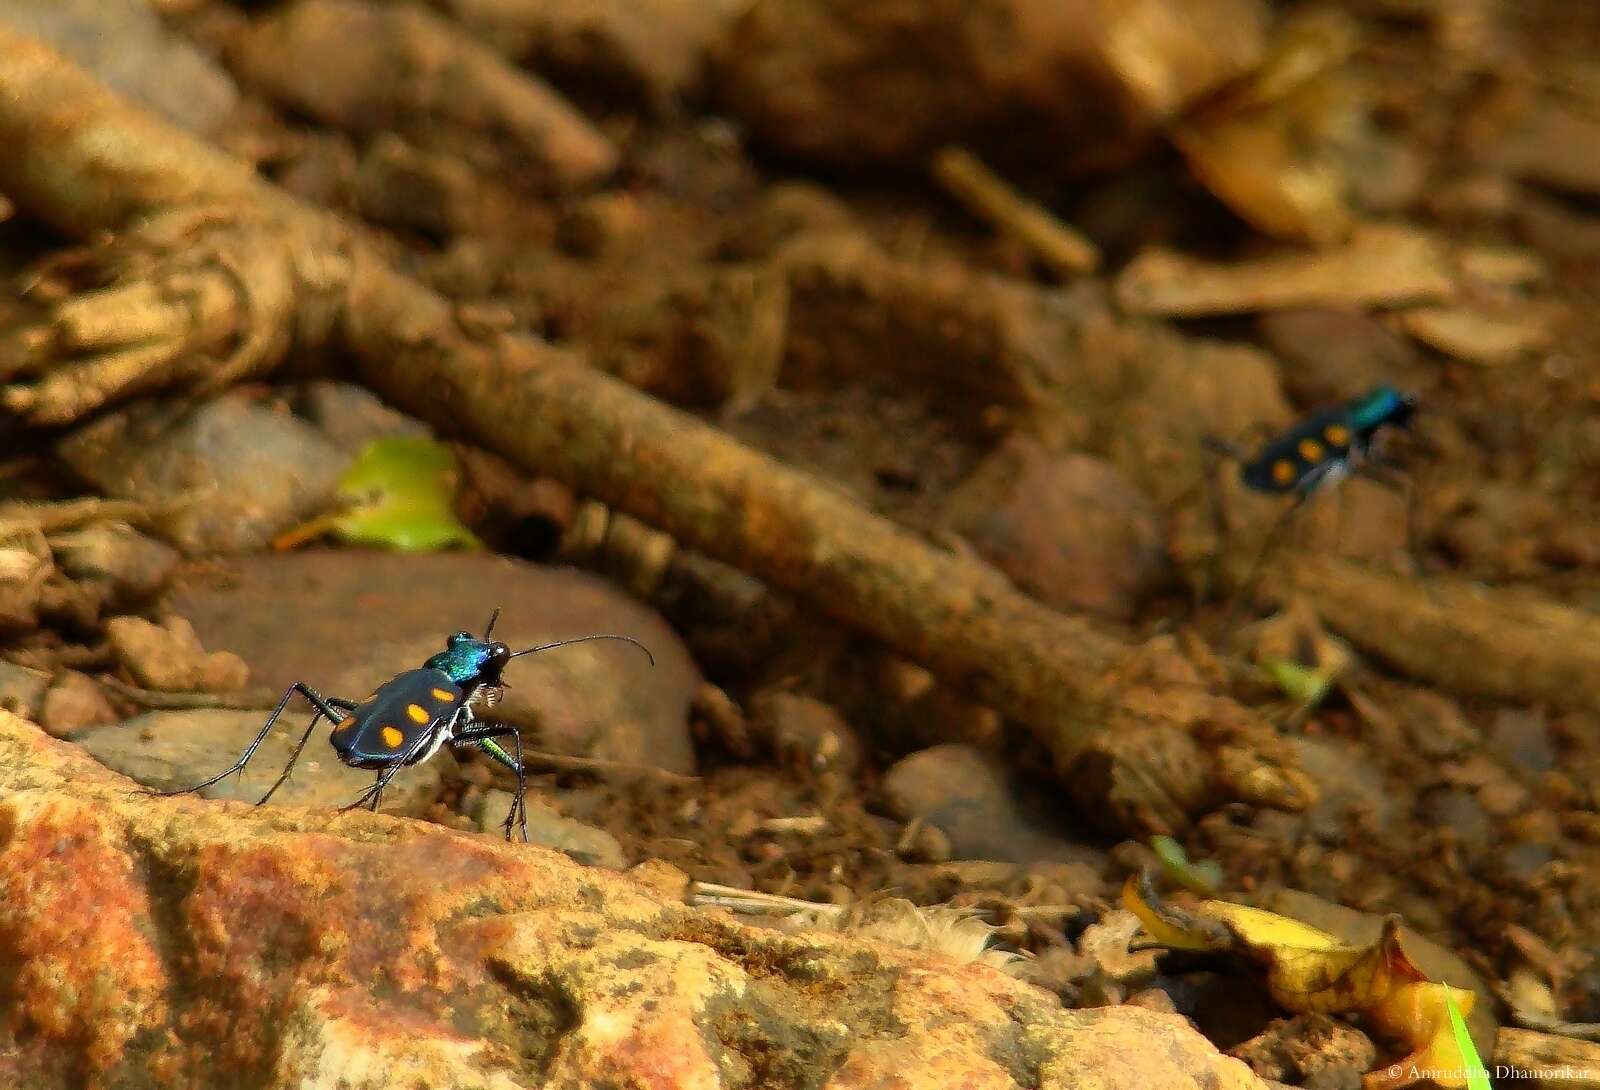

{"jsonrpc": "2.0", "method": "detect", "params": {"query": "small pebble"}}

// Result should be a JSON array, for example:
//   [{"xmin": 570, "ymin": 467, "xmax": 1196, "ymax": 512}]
[
  {"xmin": 106, "ymin": 615, "xmax": 249, "ymax": 693},
  {"xmin": 0, "ymin": 0, "xmax": 238, "ymax": 133},
  {"xmin": 472, "ymin": 789, "xmax": 626, "ymax": 868},
  {"xmin": 895, "ymin": 820, "xmax": 952, "ymax": 864},
  {"xmin": 0, "ymin": 662, "xmax": 50, "ymax": 720},
  {"xmin": 292, "ymin": 380, "xmax": 429, "ymax": 455},
  {"xmin": 752, "ymin": 690, "xmax": 862, "ymax": 775},
  {"xmin": 941, "ymin": 438, "xmax": 1167, "ymax": 621},
  {"xmin": 49, "ymin": 522, "xmax": 179, "ymax": 609},
  {"xmin": 38, "ymin": 670, "xmax": 118, "ymax": 738},
  {"xmin": 58, "ymin": 393, "xmax": 345, "ymax": 556},
  {"xmin": 881, "ymin": 743, "xmax": 1078, "ymax": 863}
]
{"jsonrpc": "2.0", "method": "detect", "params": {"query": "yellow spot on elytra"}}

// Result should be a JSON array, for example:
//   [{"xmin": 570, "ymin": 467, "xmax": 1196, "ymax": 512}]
[
  {"xmin": 1324, "ymin": 424, "xmax": 1350, "ymax": 445},
  {"xmin": 381, "ymin": 726, "xmax": 405, "ymax": 749},
  {"xmin": 1297, "ymin": 438, "xmax": 1324, "ymax": 462},
  {"xmin": 431, "ymin": 688, "xmax": 454, "ymax": 702},
  {"xmin": 406, "ymin": 703, "xmax": 429, "ymax": 724},
  {"xmin": 1272, "ymin": 459, "xmax": 1297, "ymax": 485}
]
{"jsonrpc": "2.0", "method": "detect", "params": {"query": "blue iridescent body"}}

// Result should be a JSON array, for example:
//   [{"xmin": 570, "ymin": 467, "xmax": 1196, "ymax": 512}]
[{"xmin": 1240, "ymin": 385, "xmax": 1417, "ymax": 497}]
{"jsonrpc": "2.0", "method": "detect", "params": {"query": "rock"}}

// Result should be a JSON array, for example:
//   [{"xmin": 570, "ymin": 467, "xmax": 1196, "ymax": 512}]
[
  {"xmin": 46, "ymin": 521, "xmax": 179, "ymax": 610},
  {"xmin": 434, "ymin": 0, "xmax": 746, "ymax": 109},
  {"xmin": 720, "ymin": 0, "xmax": 1267, "ymax": 169},
  {"xmin": 881, "ymin": 743, "xmax": 1080, "ymax": 863},
  {"xmin": 292, "ymin": 380, "xmax": 431, "ymax": 455},
  {"xmin": 1489, "ymin": 708, "xmax": 1557, "ymax": 775},
  {"xmin": 37, "ymin": 670, "xmax": 117, "ymax": 739},
  {"xmin": 0, "ymin": 0, "xmax": 238, "ymax": 133},
  {"xmin": 1256, "ymin": 308, "xmax": 1418, "ymax": 408},
  {"xmin": 749, "ymin": 690, "xmax": 864, "ymax": 776},
  {"xmin": 897, "ymin": 820, "xmax": 953, "ymax": 864},
  {"xmin": 1385, "ymin": 687, "xmax": 1479, "ymax": 760},
  {"xmin": 472, "ymin": 789, "xmax": 627, "ymax": 868},
  {"xmin": 168, "ymin": 551, "xmax": 699, "ymax": 775},
  {"xmin": 1496, "ymin": 840, "xmax": 1556, "ymax": 888},
  {"xmin": 1228, "ymin": 1013, "xmax": 1376, "ymax": 1090},
  {"xmin": 0, "ymin": 709, "xmax": 1267, "ymax": 1090},
  {"xmin": 557, "ymin": 190, "xmax": 653, "ymax": 258},
  {"xmin": 626, "ymin": 857, "xmax": 691, "ymax": 902},
  {"xmin": 236, "ymin": 0, "xmax": 618, "ymax": 190},
  {"xmin": 35, "ymin": 568, "xmax": 102, "ymax": 630},
  {"xmin": 943, "ymin": 438, "xmax": 1168, "ymax": 621},
  {"xmin": 1476, "ymin": 775, "xmax": 1529, "ymax": 819},
  {"xmin": 57, "ymin": 393, "xmax": 346, "ymax": 556},
  {"xmin": 0, "ymin": 542, "xmax": 49, "ymax": 633},
  {"xmin": 105, "ymin": 615, "xmax": 250, "ymax": 693},
  {"xmin": 0, "ymin": 662, "xmax": 48, "ymax": 720},
  {"xmin": 77, "ymin": 708, "xmax": 442, "ymax": 815},
  {"xmin": 1286, "ymin": 737, "xmax": 1396, "ymax": 842},
  {"xmin": 1416, "ymin": 787, "xmax": 1492, "ymax": 848}
]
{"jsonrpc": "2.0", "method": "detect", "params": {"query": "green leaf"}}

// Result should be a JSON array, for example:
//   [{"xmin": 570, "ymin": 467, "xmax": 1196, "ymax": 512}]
[
  {"xmin": 1260, "ymin": 658, "xmax": 1333, "ymax": 709},
  {"xmin": 314, "ymin": 436, "xmax": 479, "ymax": 552},
  {"xmin": 1445, "ymin": 988, "xmax": 1492, "ymax": 1090},
  {"xmin": 1150, "ymin": 835, "xmax": 1224, "ymax": 897}
]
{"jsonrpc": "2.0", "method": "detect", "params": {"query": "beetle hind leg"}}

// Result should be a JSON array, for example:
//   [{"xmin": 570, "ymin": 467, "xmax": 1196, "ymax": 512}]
[
  {"xmin": 145, "ymin": 683, "xmax": 349, "ymax": 800},
  {"xmin": 451, "ymin": 726, "xmax": 531, "ymax": 844},
  {"xmin": 256, "ymin": 698, "xmax": 357, "ymax": 806}
]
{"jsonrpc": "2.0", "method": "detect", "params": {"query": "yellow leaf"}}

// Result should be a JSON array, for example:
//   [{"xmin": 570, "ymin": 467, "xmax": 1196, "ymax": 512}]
[{"xmin": 1126, "ymin": 876, "xmax": 1476, "ymax": 1089}]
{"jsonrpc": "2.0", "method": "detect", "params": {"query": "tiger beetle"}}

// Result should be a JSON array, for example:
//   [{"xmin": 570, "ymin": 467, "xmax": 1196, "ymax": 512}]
[
  {"xmin": 151, "ymin": 609, "xmax": 654, "ymax": 842},
  {"xmin": 1204, "ymin": 385, "xmax": 1420, "ymax": 612}
]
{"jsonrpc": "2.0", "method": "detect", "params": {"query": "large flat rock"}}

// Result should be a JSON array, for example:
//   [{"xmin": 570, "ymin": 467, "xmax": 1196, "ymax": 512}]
[{"xmin": 0, "ymin": 710, "xmax": 1265, "ymax": 1090}]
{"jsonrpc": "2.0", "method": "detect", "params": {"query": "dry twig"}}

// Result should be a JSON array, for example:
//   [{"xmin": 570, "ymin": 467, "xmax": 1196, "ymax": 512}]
[{"xmin": 930, "ymin": 146, "xmax": 1100, "ymax": 277}]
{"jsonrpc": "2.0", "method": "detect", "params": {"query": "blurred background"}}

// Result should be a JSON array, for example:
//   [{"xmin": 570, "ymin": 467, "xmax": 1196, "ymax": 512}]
[{"xmin": 2, "ymin": 0, "xmax": 1600, "ymax": 1086}]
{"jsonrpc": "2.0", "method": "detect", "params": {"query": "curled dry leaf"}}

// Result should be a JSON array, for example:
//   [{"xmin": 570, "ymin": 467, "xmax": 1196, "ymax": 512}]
[
  {"xmin": 1124, "ymin": 874, "xmax": 1486, "ymax": 1089},
  {"xmin": 1173, "ymin": 9, "xmax": 1363, "ymax": 245}
]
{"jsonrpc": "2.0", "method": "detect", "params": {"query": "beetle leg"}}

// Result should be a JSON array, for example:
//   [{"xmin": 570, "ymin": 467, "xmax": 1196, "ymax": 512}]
[
  {"xmin": 256, "ymin": 708, "xmax": 334, "ymax": 806},
  {"xmin": 451, "ymin": 725, "xmax": 530, "ymax": 843},
  {"xmin": 1352, "ymin": 461, "xmax": 1435, "ymax": 598},
  {"xmin": 1226, "ymin": 492, "xmax": 1309, "ymax": 627},
  {"xmin": 147, "ymin": 682, "xmax": 346, "ymax": 798}
]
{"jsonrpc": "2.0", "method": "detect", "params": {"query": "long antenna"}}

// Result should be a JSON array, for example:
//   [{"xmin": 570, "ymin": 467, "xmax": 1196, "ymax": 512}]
[
  {"xmin": 509, "ymin": 633, "xmax": 655, "ymax": 666},
  {"xmin": 484, "ymin": 607, "xmax": 502, "ymax": 638}
]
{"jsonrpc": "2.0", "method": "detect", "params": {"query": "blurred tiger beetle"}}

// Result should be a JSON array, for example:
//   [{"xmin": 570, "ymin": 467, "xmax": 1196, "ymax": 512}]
[
  {"xmin": 1204, "ymin": 385, "xmax": 1420, "ymax": 612},
  {"xmin": 151, "ymin": 609, "xmax": 653, "ymax": 842}
]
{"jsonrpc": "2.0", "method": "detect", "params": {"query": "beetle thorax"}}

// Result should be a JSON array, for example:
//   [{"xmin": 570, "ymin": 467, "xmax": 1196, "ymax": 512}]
[{"xmin": 425, "ymin": 641, "xmax": 498, "ymax": 686}]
